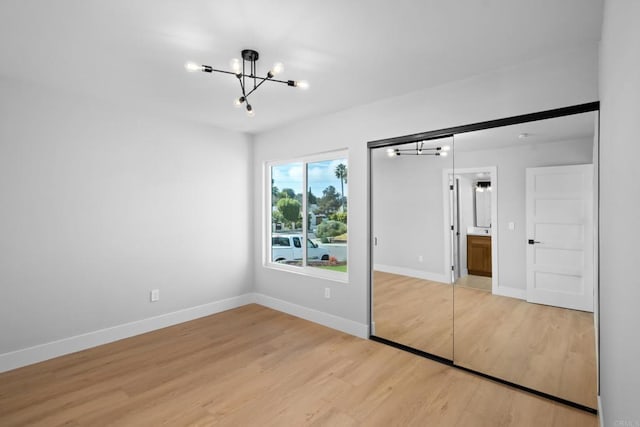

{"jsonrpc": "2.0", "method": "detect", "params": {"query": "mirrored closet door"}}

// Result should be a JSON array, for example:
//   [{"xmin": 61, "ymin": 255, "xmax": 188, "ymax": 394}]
[
  {"xmin": 369, "ymin": 104, "xmax": 599, "ymax": 410},
  {"xmin": 452, "ymin": 111, "xmax": 598, "ymax": 409},
  {"xmin": 371, "ymin": 136, "xmax": 454, "ymax": 359}
]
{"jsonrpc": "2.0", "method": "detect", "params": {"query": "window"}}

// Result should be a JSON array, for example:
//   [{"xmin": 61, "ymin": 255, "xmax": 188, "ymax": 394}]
[{"xmin": 267, "ymin": 151, "xmax": 348, "ymax": 280}]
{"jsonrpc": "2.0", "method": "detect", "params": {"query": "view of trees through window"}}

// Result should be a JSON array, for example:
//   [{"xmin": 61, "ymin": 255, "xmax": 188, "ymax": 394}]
[{"xmin": 270, "ymin": 156, "xmax": 348, "ymax": 274}]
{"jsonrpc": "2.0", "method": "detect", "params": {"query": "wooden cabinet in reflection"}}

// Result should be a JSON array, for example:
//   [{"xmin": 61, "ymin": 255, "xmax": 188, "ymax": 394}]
[{"xmin": 467, "ymin": 235, "xmax": 491, "ymax": 277}]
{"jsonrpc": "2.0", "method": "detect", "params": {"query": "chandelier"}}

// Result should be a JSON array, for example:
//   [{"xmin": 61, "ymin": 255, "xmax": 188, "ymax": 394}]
[
  {"xmin": 387, "ymin": 141, "xmax": 450, "ymax": 157},
  {"xmin": 185, "ymin": 49, "xmax": 308, "ymax": 117}
]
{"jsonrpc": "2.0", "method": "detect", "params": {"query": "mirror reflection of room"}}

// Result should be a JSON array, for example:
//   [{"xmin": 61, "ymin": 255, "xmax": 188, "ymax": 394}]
[
  {"xmin": 452, "ymin": 111, "xmax": 598, "ymax": 409},
  {"xmin": 370, "ymin": 108, "xmax": 598, "ymax": 410},
  {"xmin": 371, "ymin": 136, "xmax": 454, "ymax": 360},
  {"xmin": 450, "ymin": 171, "xmax": 494, "ymax": 293}
]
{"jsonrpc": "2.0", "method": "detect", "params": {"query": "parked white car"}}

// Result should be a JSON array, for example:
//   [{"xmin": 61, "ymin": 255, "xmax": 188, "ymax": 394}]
[{"xmin": 272, "ymin": 234, "xmax": 330, "ymax": 262}]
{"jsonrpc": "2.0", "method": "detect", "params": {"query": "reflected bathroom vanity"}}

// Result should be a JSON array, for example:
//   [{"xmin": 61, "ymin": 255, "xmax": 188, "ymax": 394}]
[
  {"xmin": 369, "ymin": 103, "xmax": 599, "ymax": 412},
  {"xmin": 466, "ymin": 234, "xmax": 491, "ymax": 277}
]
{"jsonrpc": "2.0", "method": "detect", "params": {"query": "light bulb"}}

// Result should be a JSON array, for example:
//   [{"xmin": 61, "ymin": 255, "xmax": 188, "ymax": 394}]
[
  {"xmin": 230, "ymin": 58, "xmax": 241, "ymax": 74},
  {"xmin": 476, "ymin": 187, "xmax": 484, "ymax": 192},
  {"xmin": 440, "ymin": 151, "xmax": 448, "ymax": 157},
  {"xmin": 386, "ymin": 148, "xmax": 396, "ymax": 157},
  {"xmin": 185, "ymin": 62, "xmax": 202, "ymax": 72},
  {"xmin": 295, "ymin": 80, "xmax": 309, "ymax": 90},
  {"xmin": 246, "ymin": 104, "xmax": 255, "ymax": 117},
  {"xmin": 442, "ymin": 145, "xmax": 451, "ymax": 151},
  {"xmin": 271, "ymin": 62, "xmax": 284, "ymax": 76},
  {"xmin": 233, "ymin": 97, "xmax": 245, "ymax": 108}
]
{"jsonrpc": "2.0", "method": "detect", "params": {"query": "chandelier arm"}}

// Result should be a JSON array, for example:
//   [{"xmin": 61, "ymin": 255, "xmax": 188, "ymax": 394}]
[
  {"xmin": 245, "ymin": 75, "xmax": 273, "ymax": 98},
  {"xmin": 210, "ymin": 69, "xmax": 292, "ymax": 85},
  {"xmin": 242, "ymin": 59, "xmax": 246, "ymax": 95},
  {"xmin": 237, "ymin": 76, "xmax": 247, "ymax": 100},
  {"xmin": 394, "ymin": 147, "xmax": 442, "ymax": 152}
]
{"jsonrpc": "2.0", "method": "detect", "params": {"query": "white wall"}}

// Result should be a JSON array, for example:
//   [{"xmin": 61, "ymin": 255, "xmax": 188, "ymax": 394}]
[
  {"xmin": 372, "ymin": 146, "xmax": 453, "ymax": 282},
  {"xmin": 371, "ymin": 139, "xmax": 593, "ymax": 292},
  {"xmin": 252, "ymin": 45, "xmax": 599, "ymax": 328},
  {"xmin": 0, "ymin": 77, "xmax": 253, "ymax": 357},
  {"xmin": 457, "ymin": 139, "xmax": 593, "ymax": 292},
  {"xmin": 599, "ymin": 0, "xmax": 640, "ymax": 424}
]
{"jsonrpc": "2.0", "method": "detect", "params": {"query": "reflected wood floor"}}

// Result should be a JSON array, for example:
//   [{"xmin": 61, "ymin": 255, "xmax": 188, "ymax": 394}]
[
  {"xmin": 455, "ymin": 274, "xmax": 492, "ymax": 292},
  {"xmin": 0, "ymin": 304, "xmax": 597, "ymax": 426},
  {"xmin": 372, "ymin": 271, "xmax": 597, "ymax": 409},
  {"xmin": 454, "ymin": 286, "xmax": 597, "ymax": 409},
  {"xmin": 373, "ymin": 271, "xmax": 453, "ymax": 359}
]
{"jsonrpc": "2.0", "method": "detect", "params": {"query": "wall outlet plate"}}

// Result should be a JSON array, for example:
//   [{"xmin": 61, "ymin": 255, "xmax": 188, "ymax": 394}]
[
  {"xmin": 150, "ymin": 289, "xmax": 160, "ymax": 302},
  {"xmin": 324, "ymin": 287, "xmax": 331, "ymax": 299}
]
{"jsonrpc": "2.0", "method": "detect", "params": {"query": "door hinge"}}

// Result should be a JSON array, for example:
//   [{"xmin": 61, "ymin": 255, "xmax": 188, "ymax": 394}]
[
  {"xmin": 450, "ymin": 185, "xmax": 454, "ymax": 190},
  {"xmin": 451, "ymin": 265, "xmax": 455, "ymax": 271},
  {"xmin": 450, "ymin": 225, "xmax": 454, "ymax": 231}
]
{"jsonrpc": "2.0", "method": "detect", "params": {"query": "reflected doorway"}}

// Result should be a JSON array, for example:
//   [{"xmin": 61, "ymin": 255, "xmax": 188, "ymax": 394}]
[{"xmin": 446, "ymin": 167, "xmax": 497, "ymax": 293}]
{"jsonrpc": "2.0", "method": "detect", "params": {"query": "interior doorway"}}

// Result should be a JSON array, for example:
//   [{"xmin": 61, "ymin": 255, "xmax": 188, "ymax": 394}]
[{"xmin": 444, "ymin": 167, "xmax": 498, "ymax": 292}]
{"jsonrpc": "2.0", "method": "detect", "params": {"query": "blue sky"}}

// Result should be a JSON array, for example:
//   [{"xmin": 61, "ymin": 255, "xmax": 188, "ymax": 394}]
[{"xmin": 272, "ymin": 158, "xmax": 348, "ymax": 199}]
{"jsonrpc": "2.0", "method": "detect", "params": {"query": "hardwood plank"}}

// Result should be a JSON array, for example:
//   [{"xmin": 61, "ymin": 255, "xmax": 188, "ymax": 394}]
[
  {"xmin": 373, "ymin": 271, "xmax": 453, "ymax": 358},
  {"xmin": 372, "ymin": 271, "xmax": 596, "ymax": 408},
  {"xmin": 454, "ymin": 285, "xmax": 597, "ymax": 408},
  {"xmin": 0, "ymin": 304, "xmax": 597, "ymax": 426}
]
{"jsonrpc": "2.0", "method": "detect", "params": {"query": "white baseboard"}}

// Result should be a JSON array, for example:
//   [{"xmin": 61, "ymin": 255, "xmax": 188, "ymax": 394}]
[
  {"xmin": 492, "ymin": 286, "xmax": 526, "ymax": 300},
  {"xmin": 254, "ymin": 294, "xmax": 369, "ymax": 339},
  {"xmin": 0, "ymin": 292, "xmax": 370, "ymax": 373},
  {"xmin": 374, "ymin": 263, "xmax": 450, "ymax": 284},
  {"xmin": 0, "ymin": 294, "xmax": 254, "ymax": 373}
]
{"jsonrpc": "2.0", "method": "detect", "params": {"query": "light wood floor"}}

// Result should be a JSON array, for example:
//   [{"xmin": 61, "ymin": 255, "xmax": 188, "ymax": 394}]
[
  {"xmin": 373, "ymin": 271, "xmax": 597, "ymax": 409},
  {"xmin": 455, "ymin": 274, "xmax": 492, "ymax": 292},
  {"xmin": 373, "ymin": 271, "xmax": 453, "ymax": 359},
  {"xmin": 454, "ymin": 286, "xmax": 597, "ymax": 409},
  {"xmin": 0, "ymin": 304, "xmax": 597, "ymax": 426}
]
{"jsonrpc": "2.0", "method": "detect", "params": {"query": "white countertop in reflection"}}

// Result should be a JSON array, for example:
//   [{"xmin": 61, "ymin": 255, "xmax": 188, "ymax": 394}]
[{"xmin": 467, "ymin": 227, "xmax": 491, "ymax": 236}]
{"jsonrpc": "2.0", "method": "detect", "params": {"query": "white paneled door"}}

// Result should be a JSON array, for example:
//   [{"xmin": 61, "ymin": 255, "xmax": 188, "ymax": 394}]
[{"xmin": 526, "ymin": 164, "xmax": 594, "ymax": 312}]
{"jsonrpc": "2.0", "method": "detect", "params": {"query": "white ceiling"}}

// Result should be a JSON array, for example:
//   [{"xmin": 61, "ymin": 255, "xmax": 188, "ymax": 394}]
[
  {"xmin": 0, "ymin": 0, "xmax": 603, "ymax": 134},
  {"xmin": 373, "ymin": 110, "xmax": 596, "ymax": 156},
  {"xmin": 454, "ymin": 111, "xmax": 596, "ymax": 151}
]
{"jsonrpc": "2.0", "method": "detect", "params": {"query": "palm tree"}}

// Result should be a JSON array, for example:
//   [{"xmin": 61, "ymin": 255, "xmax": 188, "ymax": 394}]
[{"xmin": 334, "ymin": 163, "xmax": 348, "ymax": 210}]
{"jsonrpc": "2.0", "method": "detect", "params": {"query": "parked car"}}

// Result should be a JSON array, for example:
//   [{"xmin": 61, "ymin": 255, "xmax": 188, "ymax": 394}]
[{"xmin": 272, "ymin": 234, "xmax": 330, "ymax": 262}]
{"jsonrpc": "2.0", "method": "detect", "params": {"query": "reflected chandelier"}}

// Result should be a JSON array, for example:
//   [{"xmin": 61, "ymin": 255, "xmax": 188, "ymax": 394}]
[
  {"xmin": 387, "ymin": 141, "xmax": 450, "ymax": 157},
  {"xmin": 185, "ymin": 49, "xmax": 308, "ymax": 117}
]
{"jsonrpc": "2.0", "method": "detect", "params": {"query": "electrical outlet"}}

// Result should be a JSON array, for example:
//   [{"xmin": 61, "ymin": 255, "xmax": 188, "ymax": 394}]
[
  {"xmin": 508, "ymin": 222, "xmax": 515, "ymax": 231},
  {"xmin": 418, "ymin": 255, "xmax": 424, "ymax": 263},
  {"xmin": 150, "ymin": 289, "xmax": 160, "ymax": 302},
  {"xmin": 324, "ymin": 287, "xmax": 331, "ymax": 299}
]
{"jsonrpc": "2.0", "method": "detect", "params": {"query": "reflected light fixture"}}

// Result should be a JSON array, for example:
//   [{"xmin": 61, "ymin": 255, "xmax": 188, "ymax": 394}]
[
  {"xmin": 185, "ymin": 49, "xmax": 308, "ymax": 117},
  {"xmin": 476, "ymin": 181, "xmax": 492, "ymax": 192},
  {"xmin": 387, "ymin": 141, "xmax": 450, "ymax": 157}
]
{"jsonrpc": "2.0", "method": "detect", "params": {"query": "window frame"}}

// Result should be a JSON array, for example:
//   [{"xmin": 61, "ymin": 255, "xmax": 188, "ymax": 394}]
[{"xmin": 264, "ymin": 150, "xmax": 349, "ymax": 283}]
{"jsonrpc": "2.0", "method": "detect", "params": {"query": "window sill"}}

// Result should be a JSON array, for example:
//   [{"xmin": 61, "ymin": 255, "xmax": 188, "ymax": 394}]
[{"xmin": 263, "ymin": 262, "xmax": 349, "ymax": 284}]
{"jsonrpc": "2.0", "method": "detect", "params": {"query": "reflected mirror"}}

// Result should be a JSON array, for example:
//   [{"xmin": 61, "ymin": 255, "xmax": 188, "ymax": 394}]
[
  {"xmin": 452, "ymin": 111, "xmax": 598, "ymax": 409},
  {"xmin": 371, "ymin": 136, "xmax": 454, "ymax": 359},
  {"xmin": 474, "ymin": 180, "xmax": 492, "ymax": 227}
]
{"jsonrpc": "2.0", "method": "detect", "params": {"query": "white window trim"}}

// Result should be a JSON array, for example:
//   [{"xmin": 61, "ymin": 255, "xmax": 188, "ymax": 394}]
[{"xmin": 264, "ymin": 149, "xmax": 349, "ymax": 283}]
